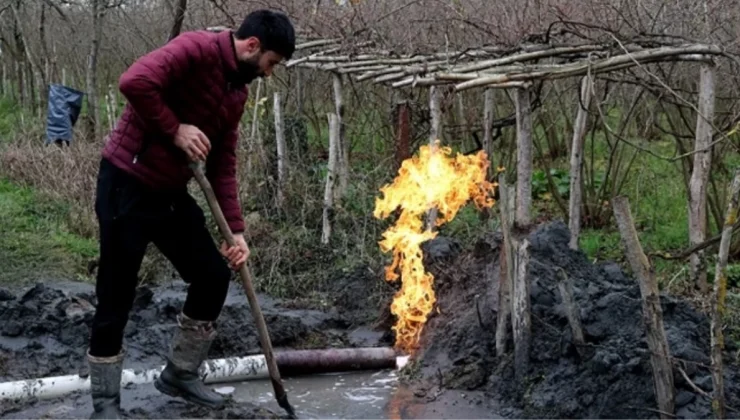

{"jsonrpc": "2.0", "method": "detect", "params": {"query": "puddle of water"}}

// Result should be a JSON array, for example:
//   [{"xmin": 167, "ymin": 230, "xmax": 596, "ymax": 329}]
[
  {"xmin": 227, "ymin": 369, "xmax": 500, "ymax": 419},
  {"xmin": 2, "ymin": 369, "xmax": 500, "ymax": 419},
  {"xmin": 229, "ymin": 370, "xmax": 398, "ymax": 419}
]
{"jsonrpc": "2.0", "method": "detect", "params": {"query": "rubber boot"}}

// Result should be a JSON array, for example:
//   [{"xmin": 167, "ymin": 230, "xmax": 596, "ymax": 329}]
[
  {"xmin": 88, "ymin": 351, "xmax": 124, "ymax": 420},
  {"xmin": 154, "ymin": 312, "xmax": 225, "ymax": 409}
]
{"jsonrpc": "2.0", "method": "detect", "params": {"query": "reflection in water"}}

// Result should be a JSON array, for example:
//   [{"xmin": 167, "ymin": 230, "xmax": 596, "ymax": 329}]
[
  {"xmin": 229, "ymin": 369, "xmax": 403, "ymax": 419},
  {"xmin": 386, "ymin": 386, "xmax": 424, "ymax": 420}
]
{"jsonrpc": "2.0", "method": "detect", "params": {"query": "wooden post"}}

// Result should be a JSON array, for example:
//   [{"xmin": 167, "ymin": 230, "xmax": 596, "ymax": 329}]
[
  {"xmin": 105, "ymin": 87, "xmax": 114, "ymax": 132},
  {"xmin": 710, "ymin": 169, "xmax": 740, "ymax": 419},
  {"xmin": 509, "ymin": 87, "xmax": 534, "ymax": 382},
  {"xmin": 108, "ymin": 84, "xmax": 117, "ymax": 122},
  {"xmin": 512, "ymin": 236, "xmax": 531, "ymax": 382},
  {"xmin": 613, "ymin": 196, "xmax": 675, "ymax": 418},
  {"xmin": 496, "ymin": 175, "xmax": 516, "ymax": 356},
  {"xmin": 332, "ymin": 73, "xmax": 348, "ymax": 199},
  {"xmin": 426, "ymin": 86, "xmax": 442, "ymax": 231},
  {"xmin": 394, "ymin": 101, "xmax": 411, "ymax": 169},
  {"xmin": 274, "ymin": 92, "xmax": 287, "ymax": 207},
  {"xmin": 483, "ymin": 89, "xmax": 495, "ymax": 174},
  {"xmin": 557, "ymin": 269, "xmax": 585, "ymax": 353},
  {"xmin": 457, "ymin": 93, "xmax": 470, "ymax": 148},
  {"xmin": 429, "ymin": 86, "xmax": 442, "ymax": 142},
  {"xmin": 322, "ymin": 113, "xmax": 340, "ymax": 245},
  {"xmin": 689, "ymin": 63, "xmax": 716, "ymax": 293},
  {"xmin": 568, "ymin": 76, "xmax": 593, "ymax": 250},
  {"xmin": 247, "ymin": 78, "xmax": 264, "ymax": 176},
  {"xmin": 515, "ymin": 88, "xmax": 533, "ymax": 227}
]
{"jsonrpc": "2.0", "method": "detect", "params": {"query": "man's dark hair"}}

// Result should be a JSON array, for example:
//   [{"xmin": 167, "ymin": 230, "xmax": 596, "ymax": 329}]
[{"xmin": 235, "ymin": 10, "xmax": 296, "ymax": 60}]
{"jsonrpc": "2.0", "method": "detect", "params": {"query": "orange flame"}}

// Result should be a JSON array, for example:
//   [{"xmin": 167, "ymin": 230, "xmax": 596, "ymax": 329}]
[{"xmin": 373, "ymin": 141, "xmax": 497, "ymax": 354}]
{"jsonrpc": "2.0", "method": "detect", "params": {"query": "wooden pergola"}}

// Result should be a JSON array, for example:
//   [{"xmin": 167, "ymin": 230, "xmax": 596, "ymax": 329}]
[
  {"xmin": 285, "ymin": 33, "xmax": 729, "ymax": 417},
  {"xmin": 288, "ymin": 37, "xmax": 721, "ymax": 90}
]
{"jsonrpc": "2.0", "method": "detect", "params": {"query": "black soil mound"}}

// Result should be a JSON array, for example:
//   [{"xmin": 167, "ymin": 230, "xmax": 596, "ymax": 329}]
[
  {"xmin": 0, "ymin": 279, "xmax": 374, "ymax": 419},
  {"xmin": 415, "ymin": 221, "xmax": 740, "ymax": 419}
]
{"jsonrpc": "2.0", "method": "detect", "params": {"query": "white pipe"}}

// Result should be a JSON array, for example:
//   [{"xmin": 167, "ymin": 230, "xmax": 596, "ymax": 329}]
[
  {"xmin": 1, "ymin": 354, "xmax": 410, "ymax": 403},
  {"xmin": 0, "ymin": 354, "xmax": 269, "ymax": 403}
]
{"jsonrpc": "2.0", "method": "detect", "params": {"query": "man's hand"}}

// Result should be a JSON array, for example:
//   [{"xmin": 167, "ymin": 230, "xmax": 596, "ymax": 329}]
[
  {"xmin": 221, "ymin": 234, "xmax": 250, "ymax": 270},
  {"xmin": 174, "ymin": 124, "xmax": 211, "ymax": 162}
]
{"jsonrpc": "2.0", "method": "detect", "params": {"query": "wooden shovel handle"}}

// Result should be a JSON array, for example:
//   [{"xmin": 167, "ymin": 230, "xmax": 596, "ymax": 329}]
[{"xmin": 189, "ymin": 162, "xmax": 294, "ymax": 417}]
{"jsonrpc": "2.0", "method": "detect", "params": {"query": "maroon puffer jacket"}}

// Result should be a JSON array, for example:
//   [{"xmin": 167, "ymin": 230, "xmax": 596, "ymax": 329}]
[{"xmin": 102, "ymin": 29, "xmax": 249, "ymax": 233}]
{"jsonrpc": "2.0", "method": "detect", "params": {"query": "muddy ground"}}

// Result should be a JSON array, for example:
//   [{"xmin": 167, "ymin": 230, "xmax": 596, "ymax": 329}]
[
  {"xmin": 0, "ymin": 268, "xmax": 390, "ymax": 419},
  {"xmin": 3, "ymin": 220, "xmax": 739, "ymax": 419},
  {"xmin": 414, "ymin": 221, "xmax": 740, "ymax": 419}
]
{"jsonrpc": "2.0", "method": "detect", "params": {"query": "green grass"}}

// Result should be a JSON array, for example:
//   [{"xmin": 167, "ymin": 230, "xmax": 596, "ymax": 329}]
[
  {"xmin": 578, "ymin": 139, "xmax": 690, "ymax": 282},
  {"xmin": 0, "ymin": 178, "xmax": 98, "ymax": 286},
  {"xmin": 0, "ymin": 96, "xmax": 27, "ymax": 141}
]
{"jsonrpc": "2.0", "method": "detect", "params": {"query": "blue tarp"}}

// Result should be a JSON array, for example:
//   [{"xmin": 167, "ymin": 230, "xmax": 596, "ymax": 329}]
[{"xmin": 46, "ymin": 84, "xmax": 84, "ymax": 145}]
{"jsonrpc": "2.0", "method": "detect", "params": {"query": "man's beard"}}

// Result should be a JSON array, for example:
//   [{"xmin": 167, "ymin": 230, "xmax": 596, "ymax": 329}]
[{"xmin": 236, "ymin": 58, "xmax": 262, "ymax": 85}]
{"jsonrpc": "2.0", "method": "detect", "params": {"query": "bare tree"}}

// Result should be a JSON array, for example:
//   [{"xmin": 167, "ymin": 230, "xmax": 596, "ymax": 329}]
[{"xmin": 86, "ymin": 0, "xmax": 105, "ymax": 140}]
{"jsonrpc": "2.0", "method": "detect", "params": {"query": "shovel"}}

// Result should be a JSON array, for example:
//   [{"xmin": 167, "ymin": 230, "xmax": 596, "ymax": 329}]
[{"xmin": 190, "ymin": 161, "xmax": 297, "ymax": 419}]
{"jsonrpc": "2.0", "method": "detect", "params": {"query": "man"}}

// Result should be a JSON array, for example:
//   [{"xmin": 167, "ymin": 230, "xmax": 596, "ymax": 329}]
[{"xmin": 87, "ymin": 10, "xmax": 295, "ymax": 419}]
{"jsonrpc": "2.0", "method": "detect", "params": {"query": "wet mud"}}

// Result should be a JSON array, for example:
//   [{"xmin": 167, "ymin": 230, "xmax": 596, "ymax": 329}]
[
  {"xmin": 0, "ymin": 277, "xmax": 384, "ymax": 419},
  {"xmin": 414, "ymin": 221, "xmax": 740, "ymax": 419},
  {"xmin": 4, "ymin": 220, "xmax": 738, "ymax": 419}
]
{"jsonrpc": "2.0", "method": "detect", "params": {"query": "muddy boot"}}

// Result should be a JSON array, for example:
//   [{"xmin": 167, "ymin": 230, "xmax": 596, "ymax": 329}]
[
  {"xmin": 154, "ymin": 313, "xmax": 225, "ymax": 409},
  {"xmin": 88, "ymin": 351, "xmax": 124, "ymax": 420}
]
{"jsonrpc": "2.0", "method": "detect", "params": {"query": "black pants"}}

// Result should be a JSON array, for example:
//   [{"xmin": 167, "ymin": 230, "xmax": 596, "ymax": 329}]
[{"xmin": 89, "ymin": 158, "xmax": 231, "ymax": 358}]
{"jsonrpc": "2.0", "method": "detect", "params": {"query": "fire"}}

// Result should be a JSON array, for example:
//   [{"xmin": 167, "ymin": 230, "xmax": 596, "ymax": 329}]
[{"xmin": 373, "ymin": 141, "xmax": 497, "ymax": 354}]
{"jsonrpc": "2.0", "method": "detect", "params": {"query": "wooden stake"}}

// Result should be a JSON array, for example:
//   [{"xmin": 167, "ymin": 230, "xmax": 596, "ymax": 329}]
[
  {"xmin": 515, "ymin": 88, "xmax": 533, "ymax": 227},
  {"xmin": 457, "ymin": 93, "xmax": 470, "ymax": 147},
  {"xmin": 568, "ymin": 76, "xmax": 593, "ymax": 250},
  {"xmin": 322, "ymin": 113, "xmax": 340, "ymax": 245},
  {"xmin": 108, "ymin": 84, "xmax": 117, "ymax": 122},
  {"xmin": 710, "ymin": 169, "xmax": 740, "ymax": 419},
  {"xmin": 426, "ymin": 86, "xmax": 442, "ymax": 231},
  {"xmin": 483, "ymin": 89, "xmax": 495, "ymax": 175},
  {"xmin": 274, "ymin": 92, "xmax": 287, "ymax": 207},
  {"xmin": 429, "ymin": 85, "xmax": 442, "ymax": 141},
  {"xmin": 689, "ymin": 63, "xmax": 715, "ymax": 293},
  {"xmin": 557, "ymin": 268, "xmax": 585, "ymax": 353},
  {"xmin": 496, "ymin": 175, "xmax": 516, "ymax": 356},
  {"xmin": 394, "ymin": 101, "xmax": 410, "ymax": 169},
  {"xmin": 105, "ymin": 87, "xmax": 114, "ymax": 132},
  {"xmin": 613, "ymin": 196, "xmax": 675, "ymax": 418},
  {"xmin": 247, "ymin": 78, "xmax": 264, "ymax": 176},
  {"xmin": 332, "ymin": 73, "xmax": 348, "ymax": 199},
  {"xmin": 512, "ymin": 236, "xmax": 531, "ymax": 382}
]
